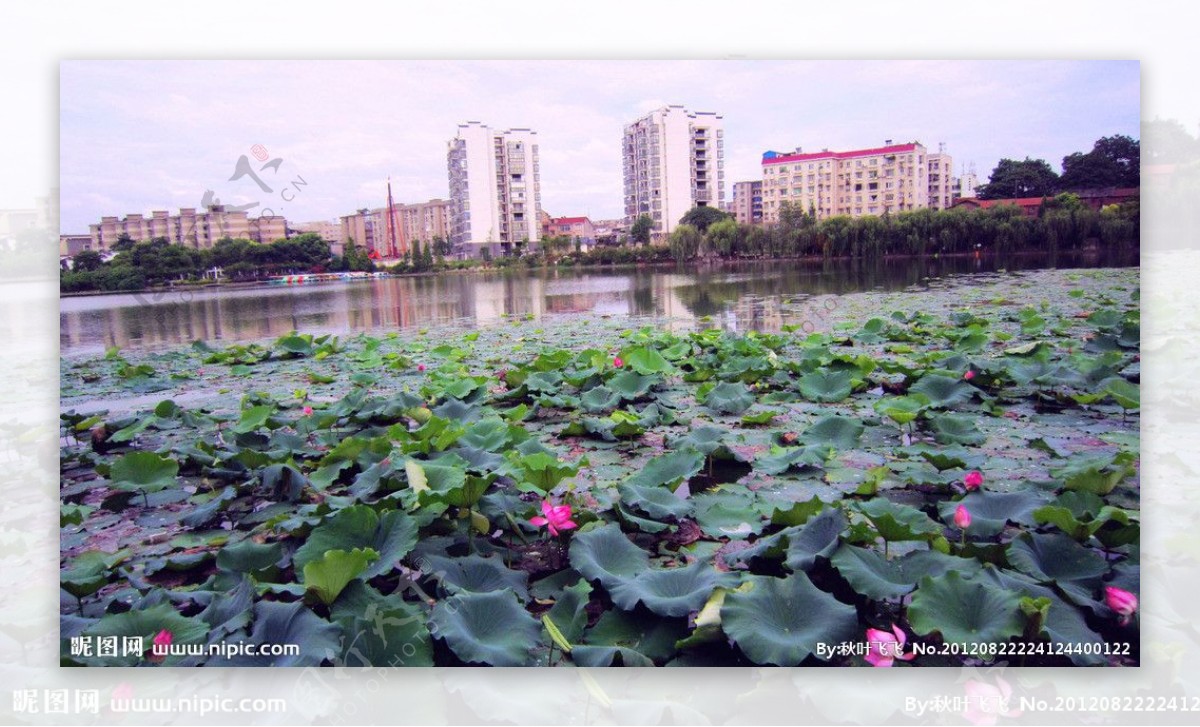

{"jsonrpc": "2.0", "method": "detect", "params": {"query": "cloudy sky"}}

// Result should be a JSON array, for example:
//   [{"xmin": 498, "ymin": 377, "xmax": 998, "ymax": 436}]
[{"xmin": 59, "ymin": 60, "xmax": 1139, "ymax": 233}]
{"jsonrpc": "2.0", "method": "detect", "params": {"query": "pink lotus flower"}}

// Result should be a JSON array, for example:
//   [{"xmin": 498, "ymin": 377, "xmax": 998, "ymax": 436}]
[
  {"xmin": 964, "ymin": 470, "xmax": 984, "ymax": 491},
  {"xmin": 1105, "ymin": 586, "xmax": 1138, "ymax": 625},
  {"xmin": 417, "ymin": 364, "xmax": 426, "ymax": 372},
  {"xmin": 954, "ymin": 504, "xmax": 972, "ymax": 529},
  {"xmin": 529, "ymin": 500, "xmax": 577, "ymax": 536},
  {"xmin": 303, "ymin": 405, "xmax": 313, "ymax": 416},
  {"xmin": 963, "ymin": 370, "xmax": 976, "ymax": 381},
  {"xmin": 153, "ymin": 629, "xmax": 172, "ymax": 649},
  {"xmin": 613, "ymin": 356, "xmax": 624, "ymax": 368},
  {"xmin": 864, "ymin": 624, "xmax": 915, "ymax": 667},
  {"xmin": 962, "ymin": 677, "xmax": 1022, "ymax": 725}
]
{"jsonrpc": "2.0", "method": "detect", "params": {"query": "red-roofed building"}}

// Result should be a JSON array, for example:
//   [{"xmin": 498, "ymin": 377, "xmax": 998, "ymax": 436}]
[
  {"xmin": 950, "ymin": 196, "xmax": 1048, "ymax": 217},
  {"xmin": 545, "ymin": 215, "xmax": 596, "ymax": 246},
  {"xmin": 760, "ymin": 140, "xmax": 953, "ymax": 223},
  {"xmin": 951, "ymin": 187, "xmax": 1139, "ymax": 217}
]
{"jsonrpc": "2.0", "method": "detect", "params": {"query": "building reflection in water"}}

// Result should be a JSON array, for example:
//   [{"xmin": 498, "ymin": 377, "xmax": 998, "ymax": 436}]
[{"xmin": 59, "ymin": 249, "xmax": 1138, "ymax": 356}]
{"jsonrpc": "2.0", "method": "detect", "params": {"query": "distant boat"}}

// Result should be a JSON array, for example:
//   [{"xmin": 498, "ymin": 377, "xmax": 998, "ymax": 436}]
[{"xmin": 266, "ymin": 271, "xmax": 390, "ymax": 285}]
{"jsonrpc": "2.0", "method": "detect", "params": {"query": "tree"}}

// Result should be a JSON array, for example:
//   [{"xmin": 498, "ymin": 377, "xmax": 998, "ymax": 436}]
[
  {"xmin": 630, "ymin": 214, "xmax": 654, "ymax": 246},
  {"xmin": 72, "ymin": 249, "xmax": 104, "ymax": 272},
  {"xmin": 1060, "ymin": 135, "xmax": 1140, "ymax": 190},
  {"xmin": 111, "ymin": 233, "xmax": 136, "ymax": 252},
  {"xmin": 704, "ymin": 217, "xmax": 740, "ymax": 257},
  {"xmin": 1143, "ymin": 118, "xmax": 1200, "ymax": 164},
  {"xmin": 977, "ymin": 158, "xmax": 1060, "ymax": 199},
  {"xmin": 667, "ymin": 224, "xmax": 703, "ymax": 261},
  {"xmin": 679, "ymin": 205, "xmax": 731, "ymax": 232}
]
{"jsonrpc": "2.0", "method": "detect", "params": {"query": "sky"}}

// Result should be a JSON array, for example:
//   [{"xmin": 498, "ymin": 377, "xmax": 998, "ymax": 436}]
[{"xmin": 58, "ymin": 60, "xmax": 1140, "ymax": 233}]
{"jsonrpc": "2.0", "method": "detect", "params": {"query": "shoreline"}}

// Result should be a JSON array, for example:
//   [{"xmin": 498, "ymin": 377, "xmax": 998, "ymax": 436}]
[{"xmin": 58, "ymin": 246, "xmax": 1137, "ymax": 299}]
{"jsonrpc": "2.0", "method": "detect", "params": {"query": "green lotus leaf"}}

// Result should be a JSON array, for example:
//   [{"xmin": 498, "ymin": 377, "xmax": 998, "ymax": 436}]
[
  {"xmin": 784, "ymin": 507, "xmax": 846, "ymax": 571},
  {"xmin": 874, "ymin": 395, "xmax": 928, "ymax": 426},
  {"xmin": 855, "ymin": 498, "xmax": 942, "ymax": 542},
  {"xmin": 609, "ymin": 371, "xmax": 658, "ymax": 399},
  {"xmin": 619, "ymin": 346, "xmax": 673, "ymax": 375},
  {"xmin": 702, "ymin": 381, "xmax": 756, "ymax": 415},
  {"xmin": 293, "ymin": 506, "xmax": 418, "ymax": 579},
  {"xmin": 575, "ymin": 610, "xmax": 688, "ymax": 666},
  {"xmin": 1052, "ymin": 451, "xmax": 1137, "ymax": 495},
  {"xmin": 721, "ymin": 573, "xmax": 858, "ymax": 665},
  {"xmin": 61, "ymin": 549, "xmax": 131, "ymax": 599},
  {"xmin": 1100, "ymin": 376, "xmax": 1139, "ymax": 410},
  {"xmin": 830, "ymin": 545, "xmax": 982, "ymax": 600},
  {"xmin": 337, "ymin": 601, "xmax": 432, "ymax": 667},
  {"xmin": 909, "ymin": 374, "xmax": 977, "ymax": 409},
  {"xmin": 422, "ymin": 554, "xmax": 530, "ymax": 600},
  {"xmin": 216, "ymin": 539, "xmax": 284, "ymax": 575},
  {"xmin": 580, "ymin": 385, "xmax": 621, "ymax": 413},
  {"xmin": 693, "ymin": 493, "xmax": 766, "ymax": 539},
  {"xmin": 972, "ymin": 567, "xmax": 1105, "ymax": 666},
  {"xmin": 928, "ymin": 413, "xmax": 987, "ymax": 446},
  {"xmin": 108, "ymin": 451, "xmax": 179, "ymax": 493},
  {"xmin": 302, "ymin": 547, "xmax": 379, "ymax": 605},
  {"xmin": 908, "ymin": 571, "xmax": 1024, "ymax": 647},
  {"xmin": 625, "ymin": 449, "xmax": 705, "ymax": 491},
  {"xmin": 798, "ymin": 369, "xmax": 853, "ymax": 403},
  {"xmin": 607, "ymin": 561, "xmax": 737, "ymax": 617},
  {"xmin": 429, "ymin": 589, "xmax": 541, "ymax": 666},
  {"xmin": 618, "ymin": 482, "xmax": 693, "ymax": 520},
  {"xmin": 569, "ymin": 522, "xmax": 650, "ymax": 587},
  {"xmin": 937, "ymin": 490, "xmax": 1052, "ymax": 538},
  {"xmin": 754, "ymin": 445, "xmax": 827, "ymax": 475},
  {"xmin": 233, "ymin": 405, "xmax": 275, "ymax": 434},
  {"xmin": 223, "ymin": 600, "xmax": 341, "ymax": 666},
  {"xmin": 509, "ymin": 452, "xmax": 579, "ymax": 493},
  {"xmin": 81, "ymin": 603, "xmax": 210, "ymax": 666},
  {"xmin": 800, "ymin": 415, "xmax": 864, "ymax": 449},
  {"xmin": 1006, "ymin": 531, "xmax": 1108, "ymax": 587}
]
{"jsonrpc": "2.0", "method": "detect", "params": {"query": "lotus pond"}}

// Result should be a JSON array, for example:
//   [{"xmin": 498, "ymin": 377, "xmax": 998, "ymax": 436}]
[{"xmin": 60, "ymin": 267, "xmax": 1140, "ymax": 667}]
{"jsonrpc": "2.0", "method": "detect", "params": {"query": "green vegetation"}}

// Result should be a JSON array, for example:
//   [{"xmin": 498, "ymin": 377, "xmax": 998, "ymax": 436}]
[
  {"xmin": 667, "ymin": 199, "xmax": 1139, "ymax": 262},
  {"xmin": 60, "ymin": 268, "xmax": 1139, "ymax": 667}
]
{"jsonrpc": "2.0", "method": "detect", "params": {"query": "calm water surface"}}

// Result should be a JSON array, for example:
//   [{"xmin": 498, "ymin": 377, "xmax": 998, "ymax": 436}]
[{"xmin": 60, "ymin": 252, "xmax": 1138, "ymax": 356}]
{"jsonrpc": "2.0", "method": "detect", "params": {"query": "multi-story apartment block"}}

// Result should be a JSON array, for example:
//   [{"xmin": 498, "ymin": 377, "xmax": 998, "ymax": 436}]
[
  {"xmin": 340, "ymin": 199, "xmax": 451, "ymax": 258},
  {"xmin": 88, "ymin": 206, "xmax": 286, "ymax": 251},
  {"xmin": 623, "ymin": 105, "xmax": 725, "ymax": 240},
  {"xmin": 447, "ymin": 122, "xmax": 543, "ymax": 258},
  {"xmin": 730, "ymin": 180, "xmax": 763, "ymax": 225},
  {"xmin": 761, "ymin": 141, "xmax": 943, "ymax": 223},
  {"xmin": 952, "ymin": 167, "xmax": 980, "ymax": 202},
  {"xmin": 927, "ymin": 146, "xmax": 955, "ymax": 211}
]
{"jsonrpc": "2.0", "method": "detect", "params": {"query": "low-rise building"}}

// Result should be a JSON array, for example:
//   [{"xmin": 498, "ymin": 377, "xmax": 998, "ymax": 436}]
[
  {"xmin": 545, "ymin": 216, "xmax": 596, "ymax": 245},
  {"xmin": 59, "ymin": 234, "xmax": 94, "ymax": 257},
  {"xmin": 340, "ymin": 198, "xmax": 452, "ymax": 258},
  {"xmin": 88, "ymin": 206, "xmax": 287, "ymax": 250}
]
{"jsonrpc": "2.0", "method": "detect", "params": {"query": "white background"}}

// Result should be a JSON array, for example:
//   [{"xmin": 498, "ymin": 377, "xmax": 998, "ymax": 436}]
[{"xmin": 3, "ymin": 1, "xmax": 1199, "ymax": 724}]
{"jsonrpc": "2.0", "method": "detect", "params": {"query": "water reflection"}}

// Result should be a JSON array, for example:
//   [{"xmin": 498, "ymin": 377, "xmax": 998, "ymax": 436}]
[{"xmin": 60, "ymin": 250, "xmax": 1138, "ymax": 356}]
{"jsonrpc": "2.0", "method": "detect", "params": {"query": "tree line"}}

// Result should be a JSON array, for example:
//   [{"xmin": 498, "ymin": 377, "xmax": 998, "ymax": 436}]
[
  {"xmin": 977, "ymin": 134, "xmax": 1139, "ymax": 199},
  {"xmin": 664, "ymin": 194, "xmax": 1139, "ymax": 262},
  {"xmin": 61, "ymin": 233, "xmax": 346, "ymax": 292}
]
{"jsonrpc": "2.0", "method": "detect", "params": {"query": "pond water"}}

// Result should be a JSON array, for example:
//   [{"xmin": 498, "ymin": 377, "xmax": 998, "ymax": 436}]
[{"xmin": 59, "ymin": 250, "xmax": 1138, "ymax": 356}]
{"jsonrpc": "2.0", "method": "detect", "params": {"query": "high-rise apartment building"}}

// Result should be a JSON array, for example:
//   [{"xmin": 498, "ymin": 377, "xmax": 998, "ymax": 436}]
[
  {"xmin": 730, "ymin": 180, "xmax": 763, "ymax": 225},
  {"xmin": 761, "ymin": 141, "xmax": 952, "ymax": 223},
  {"xmin": 928, "ymin": 147, "xmax": 955, "ymax": 211},
  {"xmin": 623, "ymin": 105, "xmax": 725, "ymax": 240},
  {"xmin": 447, "ymin": 122, "xmax": 542, "ymax": 258},
  {"xmin": 88, "ymin": 206, "xmax": 286, "ymax": 251}
]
